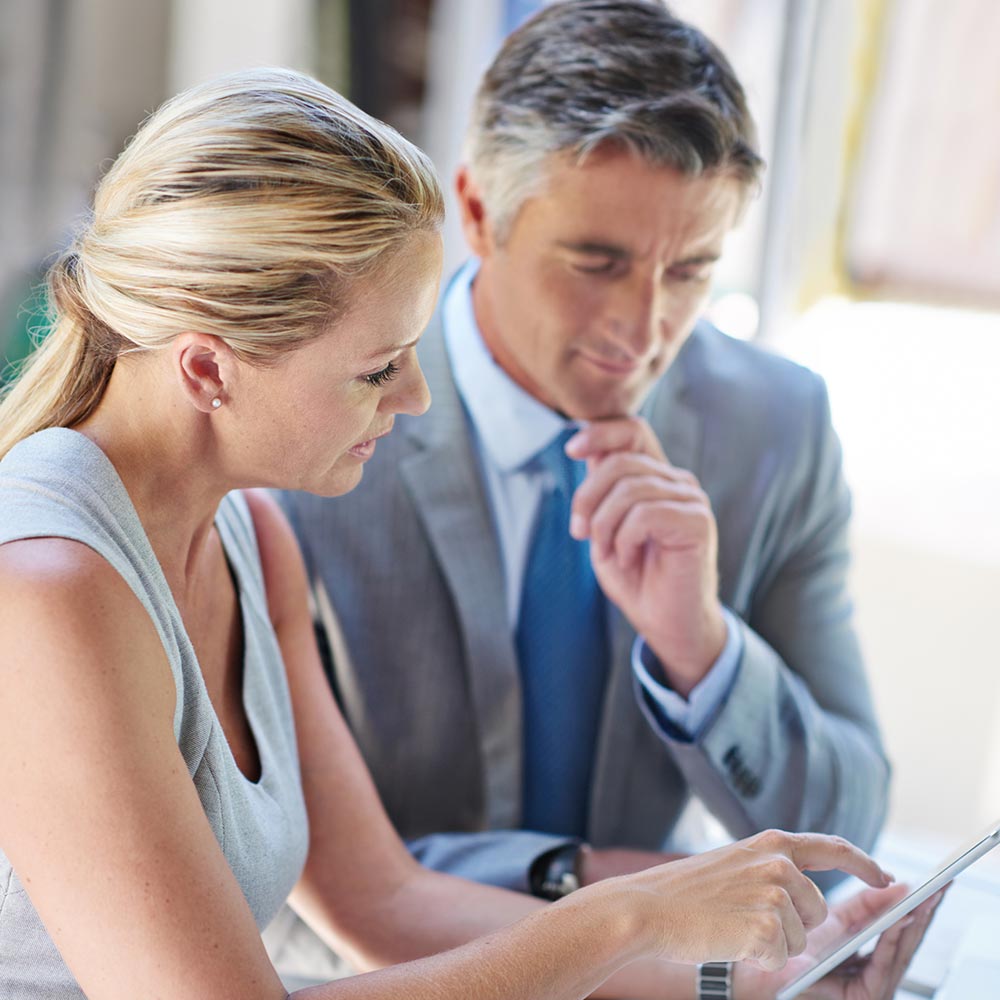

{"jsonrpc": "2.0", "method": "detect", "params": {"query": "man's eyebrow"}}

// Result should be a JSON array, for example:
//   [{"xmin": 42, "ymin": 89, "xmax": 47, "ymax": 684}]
[
  {"xmin": 672, "ymin": 253, "xmax": 721, "ymax": 267},
  {"xmin": 557, "ymin": 240, "xmax": 631, "ymax": 259},
  {"xmin": 557, "ymin": 241, "xmax": 721, "ymax": 267},
  {"xmin": 363, "ymin": 335, "xmax": 421, "ymax": 362}
]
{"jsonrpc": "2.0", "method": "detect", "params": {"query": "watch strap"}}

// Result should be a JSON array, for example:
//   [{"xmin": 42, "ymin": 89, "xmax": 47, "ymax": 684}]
[{"xmin": 697, "ymin": 961, "xmax": 733, "ymax": 999}]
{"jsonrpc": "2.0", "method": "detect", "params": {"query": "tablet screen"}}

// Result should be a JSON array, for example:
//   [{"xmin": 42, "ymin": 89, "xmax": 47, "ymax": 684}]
[{"xmin": 776, "ymin": 820, "xmax": 1000, "ymax": 1000}]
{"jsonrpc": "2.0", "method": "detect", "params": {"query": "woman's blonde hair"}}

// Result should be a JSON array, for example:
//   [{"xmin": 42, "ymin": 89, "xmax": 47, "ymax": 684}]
[{"xmin": 0, "ymin": 68, "xmax": 443, "ymax": 459}]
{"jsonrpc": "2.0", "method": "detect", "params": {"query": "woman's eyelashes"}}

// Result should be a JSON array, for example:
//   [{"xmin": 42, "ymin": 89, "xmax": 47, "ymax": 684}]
[{"xmin": 364, "ymin": 359, "xmax": 400, "ymax": 388}]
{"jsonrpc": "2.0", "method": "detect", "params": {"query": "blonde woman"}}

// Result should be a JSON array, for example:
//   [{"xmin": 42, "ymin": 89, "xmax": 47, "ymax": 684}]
[{"xmin": 0, "ymin": 69, "xmax": 935, "ymax": 1000}]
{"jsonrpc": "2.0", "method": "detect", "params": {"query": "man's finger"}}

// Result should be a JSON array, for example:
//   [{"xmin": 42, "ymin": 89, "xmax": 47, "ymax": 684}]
[
  {"xmin": 570, "ymin": 455, "xmax": 701, "ymax": 540},
  {"xmin": 857, "ymin": 893, "xmax": 941, "ymax": 996},
  {"xmin": 579, "ymin": 476, "xmax": 706, "ymax": 554},
  {"xmin": 610, "ymin": 499, "xmax": 712, "ymax": 568},
  {"xmin": 566, "ymin": 417, "xmax": 665, "ymax": 462},
  {"xmin": 589, "ymin": 482, "xmax": 686, "ymax": 558}
]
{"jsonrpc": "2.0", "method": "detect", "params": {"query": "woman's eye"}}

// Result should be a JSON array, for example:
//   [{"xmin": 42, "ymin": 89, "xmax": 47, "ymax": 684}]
[{"xmin": 364, "ymin": 360, "xmax": 400, "ymax": 388}]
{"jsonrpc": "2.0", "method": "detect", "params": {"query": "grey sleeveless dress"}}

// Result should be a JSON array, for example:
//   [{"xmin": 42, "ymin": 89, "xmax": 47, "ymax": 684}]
[{"xmin": 0, "ymin": 428, "xmax": 310, "ymax": 998}]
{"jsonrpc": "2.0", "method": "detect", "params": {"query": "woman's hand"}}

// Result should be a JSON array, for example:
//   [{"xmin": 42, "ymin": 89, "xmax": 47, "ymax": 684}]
[
  {"xmin": 734, "ymin": 884, "xmax": 946, "ymax": 1000},
  {"xmin": 616, "ymin": 829, "xmax": 893, "ymax": 970}
]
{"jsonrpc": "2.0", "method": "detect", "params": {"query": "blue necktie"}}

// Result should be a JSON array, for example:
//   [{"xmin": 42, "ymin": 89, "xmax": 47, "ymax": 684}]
[{"xmin": 516, "ymin": 429, "xmax": 609, "ymax": 837}]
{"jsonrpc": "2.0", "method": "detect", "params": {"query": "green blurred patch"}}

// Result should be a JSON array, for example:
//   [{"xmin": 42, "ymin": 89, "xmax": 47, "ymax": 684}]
[{"xmin": 2, "ymin": 281, "xmax": 52, "ymax": 386}]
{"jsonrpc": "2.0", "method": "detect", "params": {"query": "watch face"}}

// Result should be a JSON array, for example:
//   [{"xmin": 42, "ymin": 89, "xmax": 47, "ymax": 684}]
[
  {"xmin": 557, "ymin": 872, "xmax": 580, "ymax": 895},
  {"xmin": 539, "ymin": 845, "xmax": 582, "ymax": 899}
]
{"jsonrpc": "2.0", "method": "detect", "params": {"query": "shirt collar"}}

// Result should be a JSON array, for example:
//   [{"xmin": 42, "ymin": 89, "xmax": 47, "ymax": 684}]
[{"xmin": 443, "ymin": 259, "xmax": 576, "ymax": 473}]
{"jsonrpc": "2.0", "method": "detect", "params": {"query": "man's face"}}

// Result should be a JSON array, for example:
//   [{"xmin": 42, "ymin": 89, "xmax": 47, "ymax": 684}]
[{"xmin": 462, "ymin": 148, "xmax": 746, "ymax": 420}]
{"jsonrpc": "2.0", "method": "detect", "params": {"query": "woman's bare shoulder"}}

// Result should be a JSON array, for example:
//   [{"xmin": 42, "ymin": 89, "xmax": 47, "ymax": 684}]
[{"xmin": 0, "ymin": 536, "xmax": 175, "ymax": 719}]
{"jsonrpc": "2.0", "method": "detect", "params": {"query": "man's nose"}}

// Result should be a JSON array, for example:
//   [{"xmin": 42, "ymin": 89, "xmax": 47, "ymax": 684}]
[{"xmin": 612, "ymin": 279, "xmax": 660, "ymax": 358}]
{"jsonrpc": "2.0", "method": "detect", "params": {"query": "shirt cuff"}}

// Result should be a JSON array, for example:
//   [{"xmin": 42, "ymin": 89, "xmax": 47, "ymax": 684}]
[{"xmin": 632, "ymin": 608, "xmax": 744, "ymax": 741}]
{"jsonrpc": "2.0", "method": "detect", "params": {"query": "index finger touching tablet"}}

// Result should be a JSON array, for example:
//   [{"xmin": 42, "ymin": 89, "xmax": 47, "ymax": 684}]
[{"xmin": 786, "ymin": 833, "xmax": 894, "ymax": 888}]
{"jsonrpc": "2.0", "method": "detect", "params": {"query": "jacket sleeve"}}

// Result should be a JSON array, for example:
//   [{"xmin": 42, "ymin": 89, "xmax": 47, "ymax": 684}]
[
  {"xmin": 406, "ymin": 830, "xmax": 578, "ymax": 892},
  {"xmin": 641, "ymin": 374, "xmax": 890, "ymax": 877}
]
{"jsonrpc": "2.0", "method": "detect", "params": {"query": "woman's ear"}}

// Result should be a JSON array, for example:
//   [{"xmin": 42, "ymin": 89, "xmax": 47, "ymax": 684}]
[{"xmin": 172, "ymin": 333, "xmax": 236, "ymax": 413}]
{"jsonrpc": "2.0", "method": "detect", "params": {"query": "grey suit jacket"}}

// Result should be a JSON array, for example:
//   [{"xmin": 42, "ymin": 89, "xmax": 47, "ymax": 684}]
[{"xmin": 279, "ymin": 309, "xmax": 889, "ymax": 893}]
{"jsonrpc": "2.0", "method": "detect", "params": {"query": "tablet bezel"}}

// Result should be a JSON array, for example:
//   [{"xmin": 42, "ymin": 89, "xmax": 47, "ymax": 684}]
[{"xmin": 775, "ymin": 820, "xmax": 1000, "ymax": 1000}]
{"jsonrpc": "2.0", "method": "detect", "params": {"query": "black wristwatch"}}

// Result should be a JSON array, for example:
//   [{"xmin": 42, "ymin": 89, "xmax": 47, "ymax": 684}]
[
  {"xmin": 697, "ymin": 961, "xmax": 733, "ymax": 999},
  {"xmin": 530, "ymin": 843, "xmax": 582, "ymax": 900}
]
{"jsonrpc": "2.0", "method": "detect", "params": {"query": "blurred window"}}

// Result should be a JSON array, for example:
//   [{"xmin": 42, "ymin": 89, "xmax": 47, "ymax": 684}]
[{"xmin": 847, "ymin": 0, "xmax": 1000, "ymax": 311}]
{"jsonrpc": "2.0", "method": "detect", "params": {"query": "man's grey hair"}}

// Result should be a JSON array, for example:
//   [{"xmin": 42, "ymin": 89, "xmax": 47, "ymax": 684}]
[{"xmin": 463, "ymin": 0, "xmax": 764, "ymax": 242}]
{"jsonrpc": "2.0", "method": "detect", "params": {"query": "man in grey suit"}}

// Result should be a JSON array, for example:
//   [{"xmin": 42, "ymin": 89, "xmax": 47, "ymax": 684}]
[{"xmin": 279, "ymin": 0, "xmax": 889, "ymax": 907}]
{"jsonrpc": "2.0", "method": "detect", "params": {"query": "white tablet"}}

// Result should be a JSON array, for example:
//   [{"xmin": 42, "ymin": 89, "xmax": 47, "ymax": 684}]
[{"xmin": 776, "ymin": 819, "xmax": 1000, "ymax": 1000}]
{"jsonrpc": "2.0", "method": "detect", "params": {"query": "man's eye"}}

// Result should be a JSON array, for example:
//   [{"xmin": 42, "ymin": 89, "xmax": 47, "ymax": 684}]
[
  {"xmin": 364, "ymin": 360, "xmax": 400, "ymax": 387},
  {"xmin": 572, "ymin": 259, "xmax": 618, "ymax": 276},
  {"xmin": 667, "ymin": 269, "xmax": 710, "ymax": 284}
]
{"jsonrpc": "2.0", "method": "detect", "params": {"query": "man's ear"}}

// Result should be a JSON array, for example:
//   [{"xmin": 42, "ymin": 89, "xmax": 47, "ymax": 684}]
[
  {"xmin": 455, "ymin": 165, "xmax": 496, "ymax": 259},
  {"xmin": 172, "ymin": 333, "xmax": 236, "ymax": 413}
]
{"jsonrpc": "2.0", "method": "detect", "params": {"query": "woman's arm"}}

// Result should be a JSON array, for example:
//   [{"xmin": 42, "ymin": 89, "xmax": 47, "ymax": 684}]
[
  {"xmin": 0, "ymin": 535, "xmax": 648, "ymax": 1000},
  {"xmin": 0, "ymin": 538, "xmax": 289, "ymax": 1000},
  {"xmin": 246, "ymin": 491, "xmax": 893, "ymax": 997},
  {"xmin": 0, "ymin": 519, "xmax": 901, "ymax": 1000}
]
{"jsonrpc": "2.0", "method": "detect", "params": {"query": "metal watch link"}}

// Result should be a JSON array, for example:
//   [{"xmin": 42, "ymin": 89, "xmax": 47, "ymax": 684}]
[{"xmin": 697, "ymin": 961, "xmax": 733, "ymax": 999}]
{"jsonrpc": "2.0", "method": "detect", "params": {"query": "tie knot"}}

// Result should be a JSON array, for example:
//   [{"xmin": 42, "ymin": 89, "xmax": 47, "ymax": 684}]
[{"xmin": 536, "ymin": 428, "xmax": 582, "ymax": 498}]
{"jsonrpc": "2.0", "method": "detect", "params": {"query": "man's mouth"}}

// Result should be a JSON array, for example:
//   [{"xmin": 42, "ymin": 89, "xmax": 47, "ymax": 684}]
[{"xmin": 576, "ymin": 347, "xmax": 643, "ymax": 376}]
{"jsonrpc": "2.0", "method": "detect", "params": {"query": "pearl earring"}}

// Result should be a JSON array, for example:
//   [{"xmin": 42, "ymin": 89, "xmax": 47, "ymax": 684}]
[{"xmin": 211, "ymin": 397, "xmax": 222, "ymax": 409}]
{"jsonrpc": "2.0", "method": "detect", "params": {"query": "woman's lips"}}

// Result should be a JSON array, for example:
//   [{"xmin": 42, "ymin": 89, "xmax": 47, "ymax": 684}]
[
  {"xmin": 348, "ymin": 439, "xmax": 376, "ymax": 459},
  {"xmin": 348, "ymin": 425, "xmax": 392, "ymax": 460}
]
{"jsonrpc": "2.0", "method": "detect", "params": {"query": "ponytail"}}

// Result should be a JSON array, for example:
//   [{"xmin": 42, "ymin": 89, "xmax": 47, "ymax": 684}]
[
  {"xmin": 0, "ymin": 68, "xmax": 443, "ymax": 461},
  {"xmin": 0, "ymin": 252, "xmax": 128, "ymax": 460}
]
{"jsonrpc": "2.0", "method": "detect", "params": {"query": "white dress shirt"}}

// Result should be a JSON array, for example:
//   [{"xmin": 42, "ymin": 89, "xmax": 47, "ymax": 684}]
[{"xmin": 442, "ymin": 260, "xmax": 742, "ymax": 740}]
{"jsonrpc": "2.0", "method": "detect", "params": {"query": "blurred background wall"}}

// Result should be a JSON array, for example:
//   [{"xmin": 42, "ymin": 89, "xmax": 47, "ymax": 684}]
[{"xmin": 1, "ymin": 0, "xmax": 997, "ymax": 847}]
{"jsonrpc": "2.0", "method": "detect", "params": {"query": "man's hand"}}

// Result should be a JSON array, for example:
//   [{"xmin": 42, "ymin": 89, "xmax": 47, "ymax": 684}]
[
  {"xmin": 734, "ymin": 884, "xmax": 946, "ymax": 1000},
  {"xmin": 566, "ymin": 416, "xmax": 726, "ymax": 696}
]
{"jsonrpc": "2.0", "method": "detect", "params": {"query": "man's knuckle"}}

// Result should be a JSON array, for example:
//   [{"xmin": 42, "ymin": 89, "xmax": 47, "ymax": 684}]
[
  {"xmin": 610, "ymin": 476, "xmax": 646, "ymax": 505},
  {"xmin": 761, "ymin": 857, "xmax": 796, "ymax": 883},
  {"xmin": 828, "ymin": 835, "xmax": 854, "ymax": 856},
  {"xmin": 691, "ymin": 505, "xmax": 714, "ymax": 530},
  {"xmin": 756, "ymin": 828, "xmax": 787, "ymax": 851}
]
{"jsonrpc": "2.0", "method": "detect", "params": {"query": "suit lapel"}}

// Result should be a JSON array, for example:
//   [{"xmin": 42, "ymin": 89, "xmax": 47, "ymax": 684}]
[
  {"xmin": 399, "ymin": 315, "xmax": 524, "ymax": 829},
  {"xmin": 400, "ymin": 310, "xmax": 710, "ymax": 839}
]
